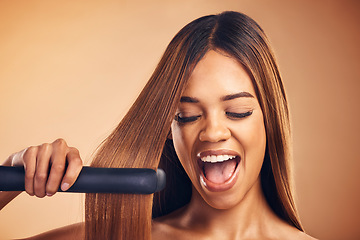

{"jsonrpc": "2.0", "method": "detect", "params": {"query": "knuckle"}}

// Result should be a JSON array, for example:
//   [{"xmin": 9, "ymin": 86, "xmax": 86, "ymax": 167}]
[
  {"xmin": 39, "ymin": 143, "xmax": 52, "ymax": 153},
  {"xmin": 53, "ymin": 138, "xmax": 67, "ymax": 148},
  {"xmin": 23, "ymin": 146, "xmax": 38, "ymax": 159},
  {"xmin": 52, "ymin": 164, "xmax": 65, "ymax": 173},
  {"xmin": 39, "ymin": 143, "xmax": 52, "ymax": 154},
  {"xmin": 69, "ymin": 147, "xmax": 80, "ymax": 155},
  {"xmin": 35, "ymin": 172, "xmax": 48, "ymax": 182},
  {"xmin": 68, "ymin": 148, "xmax": 82, "ymax": 164}
]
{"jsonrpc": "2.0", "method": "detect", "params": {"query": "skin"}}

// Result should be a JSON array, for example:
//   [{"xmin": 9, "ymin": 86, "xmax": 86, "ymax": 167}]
[
  {"xmin": 0, "ymin": 139, "xmax": 85, "ymax": 239},
  {"xmin": 152, "ymin": 51, "xmax": 316, "ymax": 240},
  {"xmin": 0, "ymin": 50, "xmax": 316, "ymax": 240},
  {"xmin": 170, "ymin": 50, "xmax": 267, "ymax": 210}
]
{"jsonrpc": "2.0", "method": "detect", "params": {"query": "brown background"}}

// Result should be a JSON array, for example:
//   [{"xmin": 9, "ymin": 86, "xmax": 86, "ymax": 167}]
[{"xmin": 0, "ymin": 0, "xmax": 359, "ymax": 239}]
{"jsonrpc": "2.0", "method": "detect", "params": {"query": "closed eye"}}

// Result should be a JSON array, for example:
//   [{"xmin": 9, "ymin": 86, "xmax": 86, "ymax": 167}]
[
  {"xmin": 226, "ymin": 111, "xmax": 253, "ymax": 119},
  {"xmin": 174, "ymin": 114, "xmax": 201, "ymax": 123}
]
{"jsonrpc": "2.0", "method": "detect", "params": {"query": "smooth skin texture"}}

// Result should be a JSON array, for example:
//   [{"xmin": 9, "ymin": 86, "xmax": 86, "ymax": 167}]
[
  {"xmin": 152, "ymin": 51, "xmax": 316, "ymax": 240},
  {"xmin": 0, "ymin": 51, "xmax": 316, "ymax": 239},
  {"xmin": 171, "ymin": 50, "xmax": 267, "ymax": 210}
]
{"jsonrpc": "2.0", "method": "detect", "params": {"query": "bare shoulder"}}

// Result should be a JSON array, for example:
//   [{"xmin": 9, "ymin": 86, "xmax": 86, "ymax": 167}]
[
  {"xmin": 268, "ymin": 217, "xmax": 318, "ymax": 240},
  {"xmin": 152, "ymin": 209, "xmax": 188, "ymax": 240},
  {"xmin": 295, "ymin": 231, "xmax": 318, "ymax": 240},
  {"xmin": 152, "ymin": 218, "xmax": 179, "ymax": 240},
  {"xmin": 280, "ymin": 225, "xmax": 318, "ymax": 240},
  {"xmin": 23, "ymin": 222, "xmax": 85, "ymax": 240}
]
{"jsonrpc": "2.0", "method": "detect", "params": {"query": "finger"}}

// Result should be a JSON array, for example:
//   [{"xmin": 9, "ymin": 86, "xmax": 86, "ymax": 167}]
[
  {"xmin": 22, "ymin": 147, "xmax": 38, "ymax": 196},
  {"xmin": 10, "ymin": 148, "xmax": 27, "ymax": 166},
  {"xmin": 33, "ymin": 143, "xmax": 53, "ymax": 198},
  {"xmin": 45, "ymin": 140, "xmax": 68, "ymax": 196},
  {"xmin": 60, "ymin": 147, "xmax": 83, "ymax": 191}
]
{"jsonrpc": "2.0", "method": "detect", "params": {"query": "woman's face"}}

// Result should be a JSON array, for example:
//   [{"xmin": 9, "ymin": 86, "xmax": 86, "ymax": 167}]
[{"xmin": 171, "ymin": 50, "xmax": 266, "ymax": 209}]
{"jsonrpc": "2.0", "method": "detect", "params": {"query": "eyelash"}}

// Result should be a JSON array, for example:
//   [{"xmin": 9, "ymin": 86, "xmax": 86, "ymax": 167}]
[
  {"xmin": 174, "ymin": 115, "xmax": 201, "ymax": 123},
  {"xmin": 174, "ymin": 111, "xmax": 253, "ymax": 123},
  {"xmin": 226, "ymin": 111, "xmax": 253, "ymax": 119}
]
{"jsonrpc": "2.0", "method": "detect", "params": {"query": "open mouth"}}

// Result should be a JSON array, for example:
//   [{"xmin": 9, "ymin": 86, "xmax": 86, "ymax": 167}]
[{"xmin": 197, "ymin": 150, "xmax": 241, "ymax": 191}]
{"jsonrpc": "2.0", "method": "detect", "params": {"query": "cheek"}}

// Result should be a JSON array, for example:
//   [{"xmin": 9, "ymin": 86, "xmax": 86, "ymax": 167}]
[
  {"xmin": 249, "ymin": 117, "xmax": 266, "ymax": 155},
  {"xmin": 234, "ymin": 113, "xmax": 266, "ymax": 168},
  {"xmin": 170, "ymin": 122, "xmax": 196, "ymax": 167},
  {"xmin": 171, "ymin": 122, "xmax": 201, "ymax": 184}
]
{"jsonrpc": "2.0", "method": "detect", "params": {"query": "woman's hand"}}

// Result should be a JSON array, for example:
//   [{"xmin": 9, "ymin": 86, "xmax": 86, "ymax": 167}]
[{"xmin": 5, "ymin": 138, "xmax": 83, "ymax": 198}]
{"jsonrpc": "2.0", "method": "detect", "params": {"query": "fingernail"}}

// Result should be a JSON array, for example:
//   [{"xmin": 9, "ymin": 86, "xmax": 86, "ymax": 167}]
[
  {"xmin": 61, "ymin": 183, "xmax": 70, "ymax": 191},
  {"xmin": 46, "ymin": 193, "xmax": 53, "ymax": 197}
]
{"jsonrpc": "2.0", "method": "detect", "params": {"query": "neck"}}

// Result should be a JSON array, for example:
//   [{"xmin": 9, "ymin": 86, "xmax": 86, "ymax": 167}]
[{"xmin": 179, "ymin": 177, "xmax": 284, "ymax": 239}]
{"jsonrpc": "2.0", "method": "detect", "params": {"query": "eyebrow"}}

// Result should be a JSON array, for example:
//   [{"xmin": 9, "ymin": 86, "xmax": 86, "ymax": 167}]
[
  {"xmin": 180, "ymin": 92, "xmax": 254, "ymax": 103},
  {"xmin": 221, "ymin": 92, "xmax": 255, "ymax": 101},
  {"xmin": 180, "ymin": 96, "xmax": 199, "ymax": 103}
]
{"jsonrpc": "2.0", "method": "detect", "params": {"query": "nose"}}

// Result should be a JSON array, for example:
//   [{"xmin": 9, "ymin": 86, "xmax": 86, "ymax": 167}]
[{"xmin": 199, "ymin": 115, "xmax": 231, "ymax": 142}]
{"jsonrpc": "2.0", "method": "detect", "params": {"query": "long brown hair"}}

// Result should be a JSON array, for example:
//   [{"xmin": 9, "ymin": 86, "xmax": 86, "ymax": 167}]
[{"xmin": 85, "ymin": 11, "xmax": 303, "ymax": 240}]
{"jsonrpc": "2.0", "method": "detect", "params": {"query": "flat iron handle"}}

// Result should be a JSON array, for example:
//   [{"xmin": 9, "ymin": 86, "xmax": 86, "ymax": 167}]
[{"xmin": 0, "ymin": 166, "xmax": 166, "ymax": 194}]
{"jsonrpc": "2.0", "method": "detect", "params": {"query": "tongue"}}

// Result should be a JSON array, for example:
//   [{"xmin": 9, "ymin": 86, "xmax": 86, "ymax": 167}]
[{"xmin": 203, "ymin": 159, "xmax": 237, "ymax": 184}]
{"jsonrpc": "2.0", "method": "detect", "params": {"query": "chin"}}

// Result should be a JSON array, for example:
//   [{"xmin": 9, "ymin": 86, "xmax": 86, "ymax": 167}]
[
  {"xmin": 204, "ymin": 195, "xmax": 245, "ymax": 210},
  {"xmin": 195, "ymin": 174, "xmax": 263, "ymax": 211},
  {"xmin": 194, "ymin": 183, "xmax": 248, "ymax": 210}
]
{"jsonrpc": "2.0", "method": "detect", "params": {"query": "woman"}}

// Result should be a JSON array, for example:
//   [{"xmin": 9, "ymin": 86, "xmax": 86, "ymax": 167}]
[{"xmin": 1, "ymin": 11, "xmax": 316, "ymax": 239}]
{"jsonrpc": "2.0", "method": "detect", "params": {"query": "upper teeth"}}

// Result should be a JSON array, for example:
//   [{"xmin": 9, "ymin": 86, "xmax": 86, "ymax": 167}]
[{"xmin": 201, "ymin": 155, "xmax": 236, "ymax": 163}]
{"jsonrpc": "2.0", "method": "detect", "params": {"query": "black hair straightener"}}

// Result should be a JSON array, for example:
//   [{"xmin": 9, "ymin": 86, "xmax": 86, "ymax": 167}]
[{"xmin": 0, "ymin": 166, "xmax": 166, "ymax": 194}]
